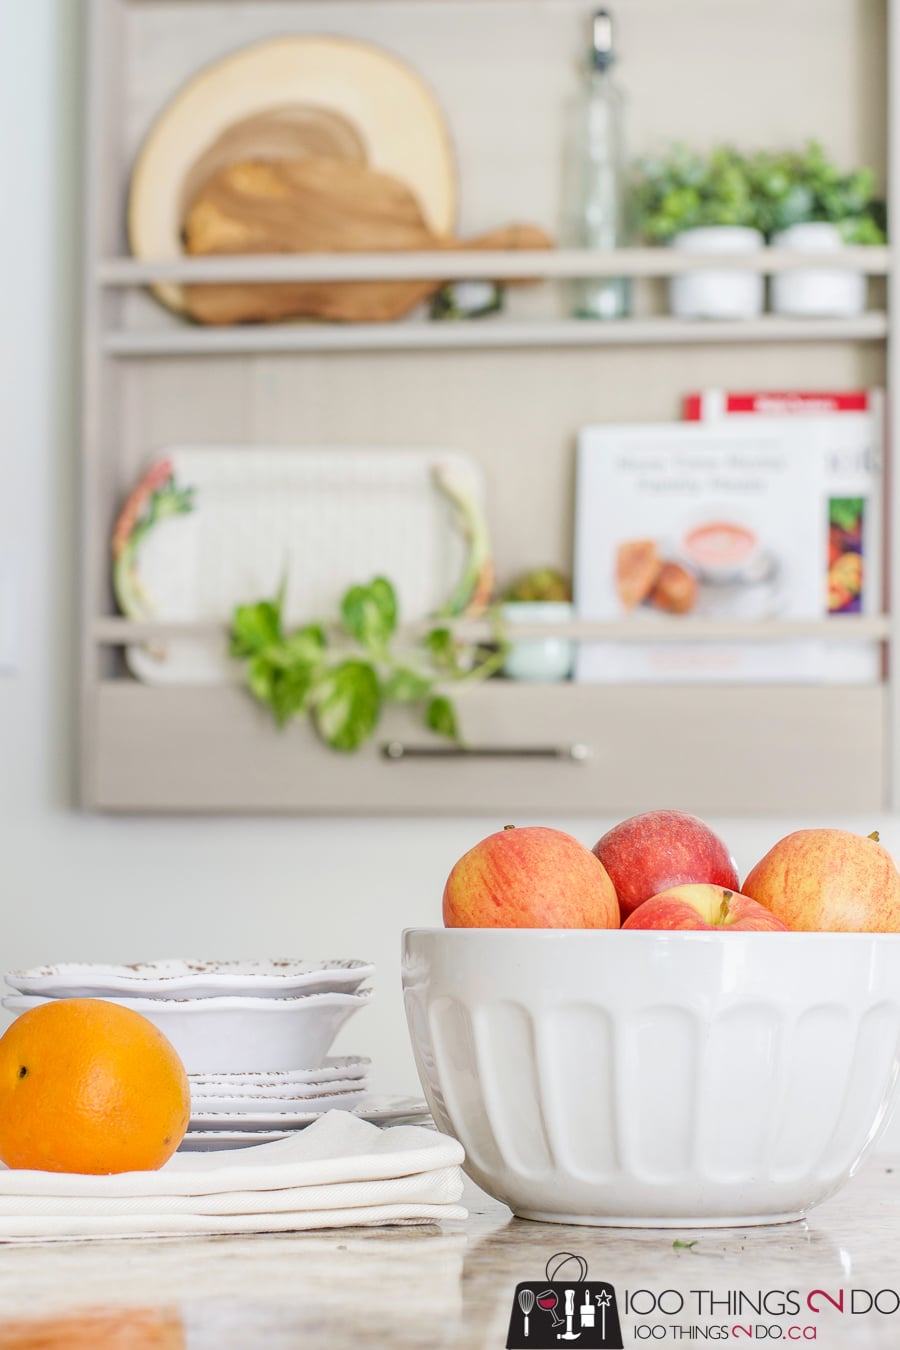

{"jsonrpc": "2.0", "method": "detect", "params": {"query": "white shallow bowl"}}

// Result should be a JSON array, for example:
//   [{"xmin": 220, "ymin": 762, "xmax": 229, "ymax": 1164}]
[
  {"xmin": 4, "ymin": 959, "xmax": 374, "ymax": 1000},
  {"xmin": 402, "ymin": 928, "xmax": 900, "ymax": 1228},
  {"xmin": 2, "ymin": 991, "xmax": 372, "ymax": 1073}
]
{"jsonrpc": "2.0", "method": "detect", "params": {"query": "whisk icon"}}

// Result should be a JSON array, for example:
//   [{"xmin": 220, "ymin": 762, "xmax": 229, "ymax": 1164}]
[{"xmin": 518, "ymin": 1288, "xmax": 535, "ymax": 1337}]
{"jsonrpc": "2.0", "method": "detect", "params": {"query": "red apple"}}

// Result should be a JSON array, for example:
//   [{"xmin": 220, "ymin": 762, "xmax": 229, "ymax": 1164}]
[
  {"xmin": 443, "ymin": 825, "xmax": 619, "ymax": 929},
  {"xmin": 742, "ymin": 828, "xmax": 900, "ymax": 932},
  {"xmin": 593, "ymin": 810, "xmax": 739, "ymax": 921},
  {"xmin": 622, "ymin": 883, "xmax": 788, "ymax": 932}
]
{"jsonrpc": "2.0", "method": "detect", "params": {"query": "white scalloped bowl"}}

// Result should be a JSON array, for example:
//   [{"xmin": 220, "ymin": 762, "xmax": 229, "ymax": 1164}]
[
  {"xmin": 4, "ymin": 959, "xmax": 374, "ymax": 1000},
  {"xmin": 2, "ymin": 990, "xmax": 372, "ymax": 1073},
  {"xmin": 402, "ymin": 929, "xmax": 900, "ymax": 1227}
]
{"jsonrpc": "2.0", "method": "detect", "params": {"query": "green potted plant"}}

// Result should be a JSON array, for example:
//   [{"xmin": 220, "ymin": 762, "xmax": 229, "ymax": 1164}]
[
  {"xmin": 632, "ymin": 145, "xmax": 765, "ymax": 320},
  {"xmin": 750, "ymin": 141, "xmax": 885, "ymax": 317}
]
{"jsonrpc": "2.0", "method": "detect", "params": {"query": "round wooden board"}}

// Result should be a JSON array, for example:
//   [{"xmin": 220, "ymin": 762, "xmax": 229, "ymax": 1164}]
[{"xmin": 128, "ymin": 35, "xmax": 458, "ymax": 313}]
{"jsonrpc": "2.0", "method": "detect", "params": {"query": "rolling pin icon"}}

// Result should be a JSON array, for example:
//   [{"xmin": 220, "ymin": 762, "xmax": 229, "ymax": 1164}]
[{"xmin": 557, "ymin": 1289, "xmax": 581, "ymax": 1341}]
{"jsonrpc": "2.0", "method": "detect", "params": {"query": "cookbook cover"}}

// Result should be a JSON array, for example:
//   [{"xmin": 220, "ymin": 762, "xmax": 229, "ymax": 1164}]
[
  {"xmin": 574, "ymin": 421, "xmax": 828, "ymax": 683},
  {"xmin": 684, "ymin": 390, "xmax": 883, "ymax": 682}
]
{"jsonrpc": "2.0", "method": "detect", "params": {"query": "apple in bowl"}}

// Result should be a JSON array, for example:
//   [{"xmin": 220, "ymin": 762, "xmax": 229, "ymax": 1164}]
[
  {"xmin": 742, "ymin": 828, "xmax": 900, "ymax": 933},
  {"xmin": 443, "ymin": 824, "xmax": 618, "ymax": 929},
  {"xmin": 592, "ymin": 810, "xmax": 739, "ymax": 921},
  {"xmin": 622, "ymin": 883, "xmax": 788, "ymax": 931}
]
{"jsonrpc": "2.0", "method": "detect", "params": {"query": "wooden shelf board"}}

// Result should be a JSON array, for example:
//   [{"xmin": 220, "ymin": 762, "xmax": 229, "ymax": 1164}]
[
  {"xmin": 97, "ymin": 247, "xmax": 893, "ymax": 287},
  {"xmin": 103, "ymin": 313, "xmax": 890, "ymax": 357},
  {"xmin": 92, "ymin": 616, "xmax": 892, "ymax": 645},
  {"xmin": 91, "ymin": 680, "xmax": 887, "ymax": 816}
]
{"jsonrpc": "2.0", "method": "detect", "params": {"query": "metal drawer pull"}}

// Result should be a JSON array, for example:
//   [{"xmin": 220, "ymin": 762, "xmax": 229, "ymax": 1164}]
[{"xmin": 382, "ymin": 742, "xmax": 591, "ymax": 762}]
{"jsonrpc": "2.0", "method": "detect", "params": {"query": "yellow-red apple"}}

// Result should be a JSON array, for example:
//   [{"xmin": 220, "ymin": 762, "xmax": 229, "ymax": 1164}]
[
  {"xmin": 622, "ymin": 883, "xmax": 788, "ymax": 931},
  {"xmin": 742, "ymin": 828, "xmax": 900, "ymax": 932},
  {"xmin": 443, "ymin": 825, "xmax": 619, "ymax": 929},
  {"xmin": 593, "ymin": 810, "xmax": 740, "ymax": 921}
]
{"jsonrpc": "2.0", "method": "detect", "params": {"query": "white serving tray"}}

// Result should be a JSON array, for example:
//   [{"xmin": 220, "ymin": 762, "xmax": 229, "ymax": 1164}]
[
  {"xmin": 5, "ymin": 958, "xmax": 374, "ymax": 1000},
  {"xmin": 118, "ymin": 447, "xmax": 486, "ymax": 685}
]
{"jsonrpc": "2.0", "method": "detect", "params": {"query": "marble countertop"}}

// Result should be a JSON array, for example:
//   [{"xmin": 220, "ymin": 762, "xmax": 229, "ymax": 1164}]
[{"xmin": 0, "ymin": 1161, "xmax": 898, "ymax": 1348}]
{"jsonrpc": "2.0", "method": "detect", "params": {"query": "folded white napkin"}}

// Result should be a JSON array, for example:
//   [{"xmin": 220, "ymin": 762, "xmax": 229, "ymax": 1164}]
[{"xmin": 0, "ymin": 1112, "xmax": 467, "ymax": 1242}]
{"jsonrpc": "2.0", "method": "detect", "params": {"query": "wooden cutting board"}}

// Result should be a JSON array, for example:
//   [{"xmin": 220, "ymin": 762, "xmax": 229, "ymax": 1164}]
[{"xmin": 182, "ymin": 157, "xmax": 552, "ymax": 324}]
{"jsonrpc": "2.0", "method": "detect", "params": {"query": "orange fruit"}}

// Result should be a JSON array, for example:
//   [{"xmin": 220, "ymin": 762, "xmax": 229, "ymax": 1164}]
[{"xmin": 0, "ymin": 999, "xmax": 191, "ymax": 1174}]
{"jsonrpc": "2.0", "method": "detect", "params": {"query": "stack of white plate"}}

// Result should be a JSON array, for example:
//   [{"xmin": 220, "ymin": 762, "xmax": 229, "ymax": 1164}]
[
  {"xmin": 185, "ymin": 1066, "xmax": 431, "ymax": 1151},
  {"xmin": 3, "ymin": 960, "xmax": 431, "ymax": 1148}
]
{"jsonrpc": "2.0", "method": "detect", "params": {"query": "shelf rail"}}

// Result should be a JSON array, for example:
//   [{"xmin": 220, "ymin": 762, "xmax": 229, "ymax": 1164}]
[
  {"xmin": 97, "ymin": 247, "xmax": 894, "ymax": 287},
  {"xmin": 103, "ymin": 313, "xmax": 890, "ymax": 356},
  {"xmin": 93, "ymin": 616, "xmax": 892, "ymax": 645}
]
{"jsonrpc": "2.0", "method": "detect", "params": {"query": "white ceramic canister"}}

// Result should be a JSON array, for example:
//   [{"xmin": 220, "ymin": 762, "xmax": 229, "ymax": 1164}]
[
  {"xmin": 668, "ymin": 225, "xmax": 765, "ymax": 320},
  {"xmin": 770, "ymin": 221, "xmax": 866, "ymax": 317},
  {"xmin": 500, "ymin": 601, "xmax": 575, "ymax": 681}
]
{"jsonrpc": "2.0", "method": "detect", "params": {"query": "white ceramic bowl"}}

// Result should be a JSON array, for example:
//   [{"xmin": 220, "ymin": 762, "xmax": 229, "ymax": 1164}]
[
  {"xmin": 4, "ymin": 958, "xmax": 375, "ymax": 1000},
  {"xmin": 500, "ymin": 602, "xmax": 575, "ymax": 682},
  {"xmin": 2, "ymin": 990, "xmax": 372, "ymax": 1073},
  {"xmin": 402, "ymin": 928, "xmax": 900, "ymax": 1227}
]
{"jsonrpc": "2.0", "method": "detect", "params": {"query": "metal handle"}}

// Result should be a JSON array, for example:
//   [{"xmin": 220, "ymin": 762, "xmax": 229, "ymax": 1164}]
[{"xmin": 381, "ymin": 742, "xmax": 591, "ymax": 763}]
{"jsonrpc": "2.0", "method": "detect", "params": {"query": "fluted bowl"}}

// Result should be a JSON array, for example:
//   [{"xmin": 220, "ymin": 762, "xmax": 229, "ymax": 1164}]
[{"xmin": 402, "ymin": 928, "xmax": 900, "ymax": 1227}]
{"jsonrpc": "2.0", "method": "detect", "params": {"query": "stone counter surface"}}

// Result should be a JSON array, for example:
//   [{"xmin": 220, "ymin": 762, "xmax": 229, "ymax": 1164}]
[{"xmin": 0, "ymin": 1161, "xmax": 898, "ymax": 1348}]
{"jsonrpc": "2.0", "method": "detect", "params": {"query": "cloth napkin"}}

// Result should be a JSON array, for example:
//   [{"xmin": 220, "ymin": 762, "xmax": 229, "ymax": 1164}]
[{"xmin": 0, "ymin": 1112, "xmax": 467, "ymax": 1242}]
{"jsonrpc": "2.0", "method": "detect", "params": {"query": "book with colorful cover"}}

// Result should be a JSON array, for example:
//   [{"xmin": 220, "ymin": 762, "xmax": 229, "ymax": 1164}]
[{"xmin": 684, "ymin": 390, "xmax": 882, "ymax": 682}]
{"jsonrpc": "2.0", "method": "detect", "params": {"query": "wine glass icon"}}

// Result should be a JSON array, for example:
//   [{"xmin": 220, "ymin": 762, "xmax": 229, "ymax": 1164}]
[{"xmin": 537, "ymin": 1289, "xmax": 565, "ymax": 1328}]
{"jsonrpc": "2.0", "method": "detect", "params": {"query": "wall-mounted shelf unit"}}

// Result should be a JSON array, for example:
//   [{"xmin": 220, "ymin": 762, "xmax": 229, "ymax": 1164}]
[{"xmin": 82, "ymin": 0, "xmax": 899, "ymax": 816}]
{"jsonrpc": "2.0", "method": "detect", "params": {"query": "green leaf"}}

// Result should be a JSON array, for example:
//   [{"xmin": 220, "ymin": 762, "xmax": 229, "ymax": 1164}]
[
  {"xmin": 247, "ymin": 654, "xmax": 277, "ymax": 705},
  {"xmin": 425, "ymin": 695, "xmax": 460, "ymax": 743},
  {"xmin": 383, "ymin": 667, "xmax": 434, "ymax": 703},
  {"xmin": 312, "ymin": 660, "xmax": 382, "ymax": 752},
  {"xmin": 340, "ymin": 577, "xmax": 398, "ymax": 650},
  {"xmin": 270, "ymin": 665, "xmax": 314, "ymax": 728},
  {"xmin": 231, "ymin": 598, "xmax": 283, "ymax": 658},
  {"xmin": 276, "ymin": 623, "xmax": 327, "ymax": 667},
  {"xmin": 673, "ymin": 1239, "xmax": 698, "ymax": 1251},
  {"xmin": 423, "ymin": 627, "xmax": 462, "ymax": 674}
]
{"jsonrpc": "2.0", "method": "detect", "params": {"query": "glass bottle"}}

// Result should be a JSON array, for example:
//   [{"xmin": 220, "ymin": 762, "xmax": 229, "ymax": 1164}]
[{"xmin": 566, "ymin": 9, "xmax": 631, "ymax": 319}]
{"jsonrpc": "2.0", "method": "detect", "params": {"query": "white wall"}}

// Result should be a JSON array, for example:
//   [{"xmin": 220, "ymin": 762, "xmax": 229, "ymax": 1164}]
[{"xmin": 2, "ymin": 0, "xmax": 899, "ymax": 1150}]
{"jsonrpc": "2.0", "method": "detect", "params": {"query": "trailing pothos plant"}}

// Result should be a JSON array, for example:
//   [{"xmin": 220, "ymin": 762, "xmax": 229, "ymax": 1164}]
[{"xmin": 230, "ymin": 577, "xmax": 506, "ymax": 752}]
